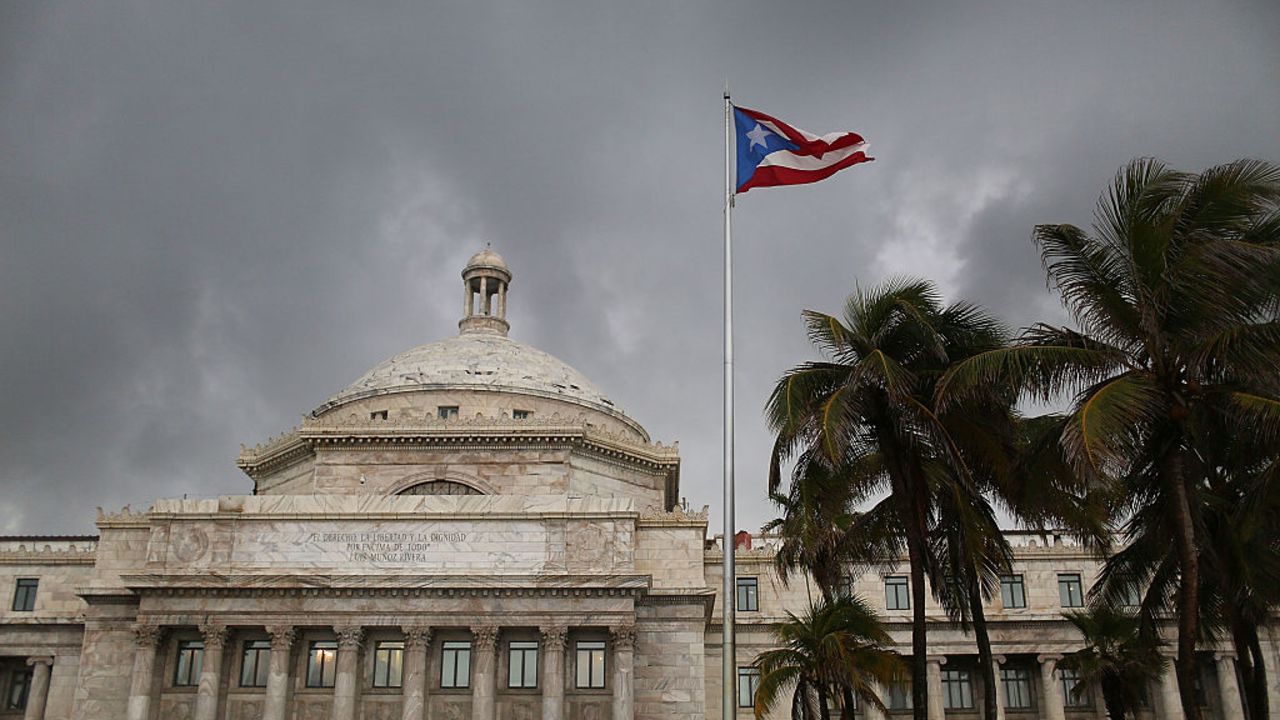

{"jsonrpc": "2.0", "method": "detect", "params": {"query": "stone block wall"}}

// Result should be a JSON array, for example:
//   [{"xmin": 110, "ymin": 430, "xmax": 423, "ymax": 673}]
[{"xmin": 633, "ymin": 599, "xmax": 706, "ymax": 720}]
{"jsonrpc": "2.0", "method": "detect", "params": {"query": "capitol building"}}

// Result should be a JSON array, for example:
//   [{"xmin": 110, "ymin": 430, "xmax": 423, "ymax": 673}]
[{"xmin": 0, "ymin": 250, "xmax": 1271, "ymax": 720}]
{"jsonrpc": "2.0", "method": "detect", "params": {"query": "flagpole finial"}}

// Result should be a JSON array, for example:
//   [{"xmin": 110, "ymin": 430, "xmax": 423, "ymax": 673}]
[{"xmin": 723, "ymin": 83, "xmax": 730, "ymax": 100}]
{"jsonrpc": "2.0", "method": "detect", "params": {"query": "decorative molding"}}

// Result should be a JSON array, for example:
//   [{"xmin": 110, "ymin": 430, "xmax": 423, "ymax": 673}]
[
  {"xmin": 610, "ymin": 625, "xmax": 636, "ymax": 650},
  {"xmin": 637, "ymin": 505, "xmax": 708, "ymax": 526},
  {"xmin": 199, "ymin": 623, "xmax": 229, "ymax": 650},
  {"xmin": 539, "ymin": 626, "xmax": 567, "ymax": 651},
  {"xmin": 0, "ymin": 545, "xmax": 96, "ymax": 565},
  {"xmin": 266, "ymin": 625, "xmax": 297, "ymax": 651},
  {"xmin": 134, "ymin": 623, "xmax": 165, "ymax": 648},
  {"xmin": 334, "ymin": 625, "xmax": 364, "ymax": 649},
  {"xmin": 471, "ymin": 625, "xmax": 499, "ymax": 649},
  {"xmin": 97, "ymin": 504, "xmax": 152, "ymax": 527},
  {"xmin": 402, "ymin": 626, "xmax": 432, "ymax": 650}
]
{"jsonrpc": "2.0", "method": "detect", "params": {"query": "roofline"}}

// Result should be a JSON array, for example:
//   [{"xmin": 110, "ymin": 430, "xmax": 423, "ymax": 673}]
[{"xmin": 0, "ymin": 535, "xmax": 99, "ymax": 542}]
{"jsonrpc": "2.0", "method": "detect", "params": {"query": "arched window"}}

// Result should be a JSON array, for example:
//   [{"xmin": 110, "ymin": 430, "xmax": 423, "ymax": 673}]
[{"xmin": 397, "ymin": 480, "xmax": 483, "ymax": 496}]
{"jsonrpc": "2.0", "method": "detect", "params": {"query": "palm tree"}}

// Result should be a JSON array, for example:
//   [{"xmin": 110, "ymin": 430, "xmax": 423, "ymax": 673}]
[
  {"xmin": 938, "ymin": 158, "xmax": 1280, "ymax": 719},
  {"xmin": 1059, "ymin": 606, "xmax": 1165, "ymax": 719},
  {"xmin": 767, "ymin": 279, "xmax": 1008, "ymax": 720},
  {"xmin": 753, "ymin": 595, "xmax": 903, "ymax": 720}
]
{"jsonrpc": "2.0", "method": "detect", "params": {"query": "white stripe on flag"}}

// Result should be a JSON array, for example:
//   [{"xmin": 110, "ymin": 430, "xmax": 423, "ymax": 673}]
[{"xmin": 756, "ymin": 143, "xmax": 869, "ymax": 171}]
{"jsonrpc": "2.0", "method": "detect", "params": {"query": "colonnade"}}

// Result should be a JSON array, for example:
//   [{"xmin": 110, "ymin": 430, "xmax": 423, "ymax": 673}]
[
  {"xmin": 850, "ymin": 652, "xmax": 1246, "ymax": 720},
  {"xmin": 123, "ymin": 621, "xmax": 634, "ymax": 720}
]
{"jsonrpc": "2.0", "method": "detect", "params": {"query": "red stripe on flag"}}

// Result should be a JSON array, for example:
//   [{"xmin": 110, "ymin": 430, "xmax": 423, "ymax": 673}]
[{"xmin": 737, "ymin": 152, "xmax": 874, "ymax": 193}]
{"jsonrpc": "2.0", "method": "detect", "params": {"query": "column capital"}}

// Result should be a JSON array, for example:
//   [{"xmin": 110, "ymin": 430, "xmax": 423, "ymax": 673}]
[
  {"xmin": 994, "ymin": 654, "xmax": 1008, "ymax": 665},
  {"xmin": 25, "ymin": 656, "xmax": 54, "ymax": 668},
  {"xmin": 133, "ymin": 622, "xmax": 165, "ymax": 648},
  {"xmin": 1037, "ymin": 653, "xmax": 1063, "ymax": 664},
  {"xmin": 402, "ymin": 625, "xmax": 433, "ymax": 650},
  {"xmin": 334, "ymin": 625, "xmax": 364, "ymax": 650},
  {"xmin": 266, "ymin": 625, "xmax": 297, "ymax": 651},
  {"xmin": 610, "ymin": 625, "xmax": 637, "ymax": 650},
  {"xmin": 926, "ymin": 654, "xmax": 948, "ymax": 666},
  {"xmin": 471, "ymin": 625, "xmax": 499, "ymax": 649},
  {"xmin": 1213, "ymin": 650, "xmax": 1238, "ymax": 662},
  {"xmin": 540, "ymin": 626, "xmax": 568, "ymax": 651},
  {"xmin": 199, "ymin": 623, "xmax": 230, "ymax": 650}
]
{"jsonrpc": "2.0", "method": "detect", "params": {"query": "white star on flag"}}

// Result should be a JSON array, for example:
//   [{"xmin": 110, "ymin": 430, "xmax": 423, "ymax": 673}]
[{"xmin": 746, "ymin": 123, "xmax": 772, "ymax": 149}]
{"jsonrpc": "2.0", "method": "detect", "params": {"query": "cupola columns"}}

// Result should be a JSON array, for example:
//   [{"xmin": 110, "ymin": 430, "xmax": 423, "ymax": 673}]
[{"xmin": 458, "ymin": 248, "xmax": 512, "ymax": 336}]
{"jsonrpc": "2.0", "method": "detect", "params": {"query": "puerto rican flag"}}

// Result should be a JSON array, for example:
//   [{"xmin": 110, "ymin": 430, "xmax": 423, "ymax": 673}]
[{"xmin": 734, "ymin": 106, "xmax": 872, "ymax": 193}]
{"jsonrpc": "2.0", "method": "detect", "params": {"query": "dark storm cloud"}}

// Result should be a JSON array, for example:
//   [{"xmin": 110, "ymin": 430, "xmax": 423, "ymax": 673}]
[{"xmin": 2, "ymin": 0, "xmax": 1277, "ymax": 534}]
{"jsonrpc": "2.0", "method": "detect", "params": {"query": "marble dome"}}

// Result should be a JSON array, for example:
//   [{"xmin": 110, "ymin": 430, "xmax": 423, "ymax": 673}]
[
  {"xmin": 312, "ymin": 332, "xmax": 625, "ymax": 421},
  {"xmin": 311, "ymin": 249, "xmax": 641, "ymax": 436}
]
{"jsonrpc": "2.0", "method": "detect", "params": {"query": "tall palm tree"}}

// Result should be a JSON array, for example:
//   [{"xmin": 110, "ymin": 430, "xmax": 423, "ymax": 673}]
[
  {"xmin": 753, "ymin": 595, "xmax": 903, "ymax": 720},
  {"xmin": 1059, "ymin": 606, "xmax": 1165, "ymax": 720},
  {"xmin": 938, "ymin": 158, "xmax": 1280, "ymax": 719},
  {"xmin": 767, "ymin": 279, "xmax": 1008, "ymax": 720}
]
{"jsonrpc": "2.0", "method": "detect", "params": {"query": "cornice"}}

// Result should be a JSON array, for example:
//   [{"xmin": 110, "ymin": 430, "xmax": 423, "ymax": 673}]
[{"xmin": 237, "ymin": 414, "xmax": 679, "ymax": 479}]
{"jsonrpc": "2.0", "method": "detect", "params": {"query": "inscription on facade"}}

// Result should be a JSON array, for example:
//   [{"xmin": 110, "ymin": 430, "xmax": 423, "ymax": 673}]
[
  {"xmin": 227, "ymin": 520, "xmax": 553, "ymax": 572},
  {"xmin": 307, "ymin": 531, "xmax": 470, "ymax": 563}
]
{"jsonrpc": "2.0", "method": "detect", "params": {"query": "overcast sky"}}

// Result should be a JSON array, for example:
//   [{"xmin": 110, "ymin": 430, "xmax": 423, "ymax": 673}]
[{"xmin": 2, "ymin": 1, "xmax": 1278, "ymax": 536}]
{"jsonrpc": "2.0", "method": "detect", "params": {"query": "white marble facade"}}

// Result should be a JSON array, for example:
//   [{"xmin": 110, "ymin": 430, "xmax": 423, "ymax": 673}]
[{"xmin": 1, "ymin": 251, "xmax": 1272, "ymax": 720}]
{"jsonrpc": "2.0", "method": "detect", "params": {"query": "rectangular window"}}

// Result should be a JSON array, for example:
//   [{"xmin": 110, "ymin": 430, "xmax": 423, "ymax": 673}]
[
  {"xmin": 1058, "ymin": 573, "xmax": 1084, "ymax": 608},
  {"xmin": 575, "ymin": 640, "xmax": 606, "ymax": 689},
  {"xmin": 736, "ymin": 577, "xmax": 759, "ymax": 612},
  {"xmin": 1001, "ymin": 667, "xmax": 1034, "ymax": 709},
  {"xmin": 306, "ymin": 641, "xmax": 338, "ymax": 688},
  {"xmin": 370, "ymin": 410, "xmax": 388, "ymax": 420},
  {"xmin": 373, "ymin": 641, "xmax": 405, "ymax": 688},
  {"xmin": 437, "ymin": 406, "xmax": 459, "ymax": 420},
  {"xmin": 1000, "ymin": 574, "xmax": 1026, "ymax": 609},
  {"xmin": 941, "ymin": 669, "xmax": 974, "ymax": 710},
  {"xmin": 737, "ymin": 667, "xmax": 760, "ymax": 708},
  {"xmin": 174, "ymin": 640, "xmax": 205, "ymax": 687},
  {"xmin": 441, "ymin": 641, "xmax": 471, "ymax": 689},
  {"xmin": 887, "ymin": 679, "xmax": 912, "ymax": 710},
  {"xmin": 11, "ymin": 579, "xmax": 37, "ymax": 612},
  {"xmin": 885, "ymin": 576, "xmax": 910, "ymax": 610},
  {"xmin": 239, "ymin": 640, "xmax": 271, "ymax": 687},
  {"xmin": 512, "ymin": 409, "xmax": 532, "ymax": 420},
  {"xmin": 508, "ymin": 641, "xmax": 538, "ymax": 689},
  {"xmin": 5, "ymin": 669, "xmax": 31, "ymax": 711},
  {"xmin": 1059, "ymin": 667, "xmax": 1090, "ymax": 707}
]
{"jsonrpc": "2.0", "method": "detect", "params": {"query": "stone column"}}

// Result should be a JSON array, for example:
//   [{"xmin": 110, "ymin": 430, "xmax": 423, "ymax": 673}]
[
  {"xmin": 497, "ymin": 283, "xmax": 506, "ymax": 319},
  {"xmin": 127, "ymin": 623, "xmax": 164, "ymax": 720},
  {"xmin": 862, "ymin": 679, "xmax": 886, "ymax": 720},
  {"xmin": 1037, "ymin": 655, "xmax": 1065, "ymax": 720},
  {"xmin": 1215, "ymin": 653, "xmax": 1245, "ymax": 720},
  {"xmin": 540, "ymin": 626, "xmax": 567, "ymax": 720},
  {"xmin": 401, "ymin": 626, "xmax": 432, "ymax": 720},
  {"xmin": 1157, "ymin": 653, "xmax": 1185, "ymax": 720},
  {"xmin": 610, "ymin": 626, "xmax": 635, "ymax": 720},
  {"xmin": 465, "ymin": 282, "xmax": 474, "ymax": 317},
  {"xmin": 22, "ymin": 657, "xmax": 53, "ymax": 720},
  {"xmin": 479, "ymin": 277, "xmax": 489, "ymax": 315},
  {"xmin": 194, "ymin": 623, "xmax": 229, "ymax": 720},
  {"xmin": 332, "ymin": 626, "xmax": 364, "ymax": 720},
  {"xmin": 263, "ymin": 625, "xmax": 296, "ymax": 720},
  {"xmin": 991, "ymin": 656, "xmax": 1006, "ymax": 720},
  {"xmin": 925, "ymin": 656, "xmax": 946, "ymax": 720},
  {"xmin": 470, "ymin": 626, "xmax": 498, "ymax": 720}
]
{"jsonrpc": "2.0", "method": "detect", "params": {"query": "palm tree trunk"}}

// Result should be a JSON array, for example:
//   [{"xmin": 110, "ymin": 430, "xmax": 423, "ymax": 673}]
[
  {"xmin": 1232, "ymin": 618, "xmax": 1270, "ymax": 720},
  {"xmin": 967, "ymin": 580, "xmax": 998, "ymax": 720},
  {"xmin": 905, "ymin": 526, "xmax": 930, "ymax": 720},
  {"xmin": 1166, "ymin": 451, "xmax": 1202, "ymax": 720},
  {"xmin": 818, "ymin": 683, "xmax": 833, "ymax": 720},
  {"xmin": 1100, "ymin": 677, "xmax": 1127, "ymax": 720}
]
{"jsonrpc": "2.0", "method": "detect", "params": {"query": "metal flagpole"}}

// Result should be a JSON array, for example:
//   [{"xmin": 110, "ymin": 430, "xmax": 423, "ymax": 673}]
[{"xmin": 721, "ymin": 85, "xmax": 737, "ymax": 720}]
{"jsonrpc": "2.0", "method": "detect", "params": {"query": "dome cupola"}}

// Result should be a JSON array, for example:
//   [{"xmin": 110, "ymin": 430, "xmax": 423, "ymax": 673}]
[{"xmin": 459, "ymin": 247, "xmax": 512, "ymax": 336}]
